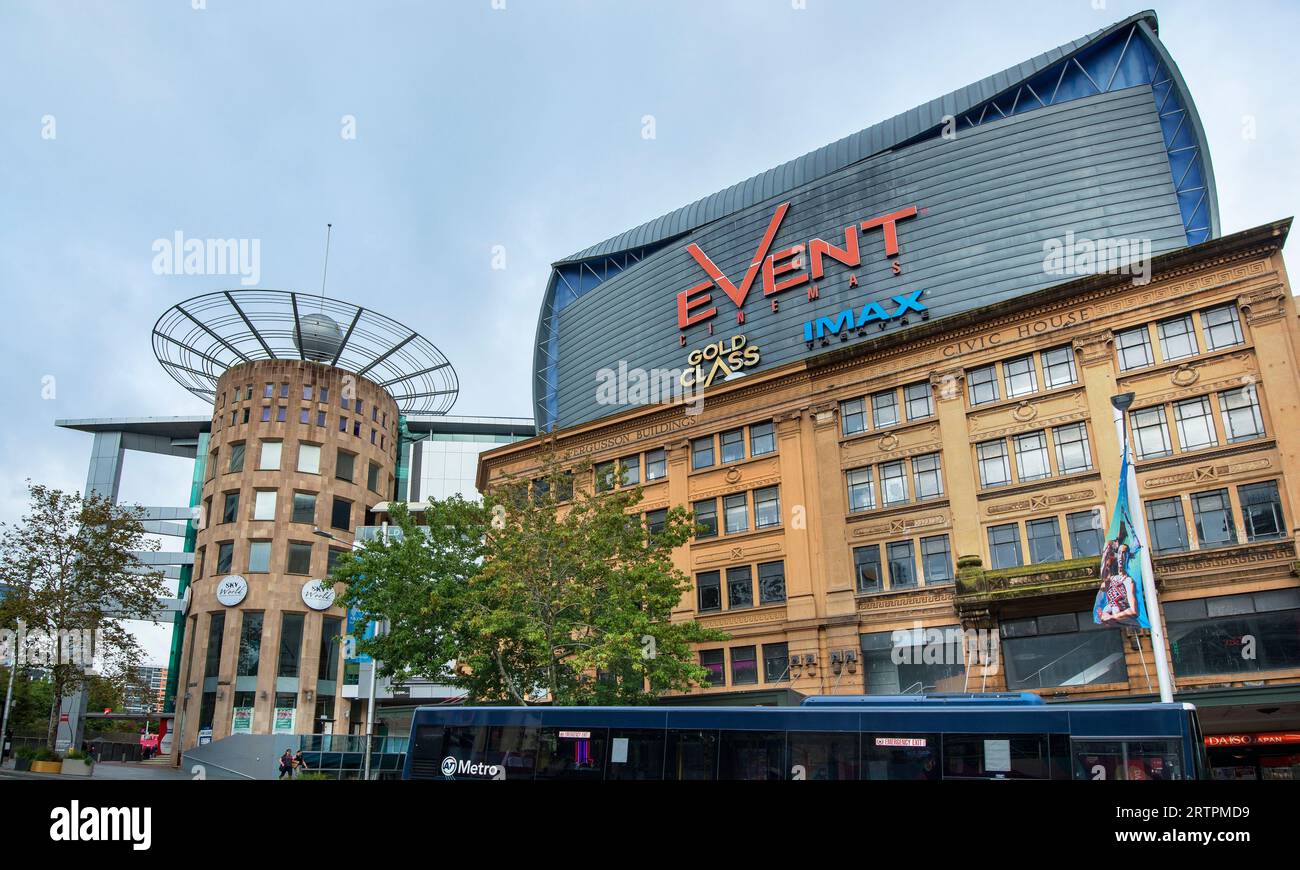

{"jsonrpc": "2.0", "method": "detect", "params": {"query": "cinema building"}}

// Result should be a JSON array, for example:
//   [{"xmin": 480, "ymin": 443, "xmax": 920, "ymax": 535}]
[{"xmin": 478, "ymin": 11, "xmax": 1300, "ymax": 778}]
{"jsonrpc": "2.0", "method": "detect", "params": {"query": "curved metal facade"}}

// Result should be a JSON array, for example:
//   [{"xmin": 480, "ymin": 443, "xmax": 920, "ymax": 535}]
[{"xmin": 533, "ymin": 11, "xmax": 1218, "ymax": 431}]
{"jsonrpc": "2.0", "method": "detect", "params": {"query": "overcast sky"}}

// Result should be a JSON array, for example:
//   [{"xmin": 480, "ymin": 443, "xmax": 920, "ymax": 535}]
[{"xmin": 1, "ymin": 0, "xmax": 1296, "ymax": 664}]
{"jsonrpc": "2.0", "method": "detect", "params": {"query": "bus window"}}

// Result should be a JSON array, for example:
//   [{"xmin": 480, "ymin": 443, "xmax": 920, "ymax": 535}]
[
  {"xmin": 789, "ymin": 732, "xmax": 859, "ymax": 780},
  {"xmin": 606, "ymin": 729, "xmax": 666, "ymax": 780},
  {"xmin": 535, "ymin": 728, "xmax": 608, "ymax": 780},
  {"xmin": 666, "ymin": 730, "xmax": 719, "ymax": 780},
  {"xmin": 718, "ymin": 731, "xmax": 785, "ymax": 780},
  {"xmin": 1073, "ymin": 740, "xmax": 1184, "ymax": 781},
  {"xmin": 409, "ymin": 725, "xmax": 446, "ymax": 777},
  {"xmin": 943, "ymin": 734, "xmax": 1050, "ymax": 779},
  {"xmin": 438, "ymin": 725, "xmax": 537, "ymax": 780},
  {"xmin": 863, "ymin": 734, "xmax": 939, "ymax": 780}
]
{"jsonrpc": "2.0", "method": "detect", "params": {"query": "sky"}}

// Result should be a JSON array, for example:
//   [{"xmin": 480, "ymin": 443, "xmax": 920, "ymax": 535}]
[{"xmin": 1, "ymin": 0, "xmax": 1297, "ymax": 665}]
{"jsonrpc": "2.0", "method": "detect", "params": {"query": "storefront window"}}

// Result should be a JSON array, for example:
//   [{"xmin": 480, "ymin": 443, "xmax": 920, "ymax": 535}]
[
  {"xmin": 1166, "ymin": 590, "xmax": 1300, "ymax": 677},
  {"xmin": 860, "ymin": 628, "xmax": 966, "ymax": 695},
  {"xmin": 1001, "ymin": 611, "xmax": 1127, "ymax": 690},
  {"xmin": 1073, "ymin": 740, "xmax": 1184, "ymax": 780}
]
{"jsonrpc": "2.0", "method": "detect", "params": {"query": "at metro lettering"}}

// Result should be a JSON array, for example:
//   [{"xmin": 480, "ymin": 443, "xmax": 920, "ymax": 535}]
[{"xmin": 678, "ymin": 202, "xmax": 919, "ymax": 330}]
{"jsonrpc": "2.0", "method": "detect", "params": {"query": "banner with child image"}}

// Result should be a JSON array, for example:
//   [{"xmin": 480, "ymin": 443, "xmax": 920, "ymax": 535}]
[{"xmin": 1092, "ymin": 448, "xmax": 1151, "ymax": 629}]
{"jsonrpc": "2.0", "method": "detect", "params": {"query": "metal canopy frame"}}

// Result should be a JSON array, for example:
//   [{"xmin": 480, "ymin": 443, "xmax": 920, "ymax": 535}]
[{"xmin": 152, "ymin": 290, "xmax": 459, "ymax": 414}]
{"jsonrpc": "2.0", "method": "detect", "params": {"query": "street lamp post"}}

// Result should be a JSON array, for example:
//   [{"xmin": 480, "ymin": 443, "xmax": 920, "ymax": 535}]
[{"xmin": 1110, "ymin": 393, "xmax": 1175, "ymax": 703}]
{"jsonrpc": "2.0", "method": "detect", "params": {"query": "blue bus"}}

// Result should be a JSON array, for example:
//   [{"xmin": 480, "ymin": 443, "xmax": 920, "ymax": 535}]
[{"xmin": 402, "ymin": 693, "xmax": 1207, "ymax": 780}]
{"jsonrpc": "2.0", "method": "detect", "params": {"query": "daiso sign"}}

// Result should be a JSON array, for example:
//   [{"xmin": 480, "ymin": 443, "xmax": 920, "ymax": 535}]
[{"xmin": 676, "ymin": 201, "xmax": 919, "ymax": 332}]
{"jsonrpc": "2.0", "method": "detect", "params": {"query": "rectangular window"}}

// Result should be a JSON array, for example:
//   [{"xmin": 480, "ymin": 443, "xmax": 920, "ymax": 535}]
[
  {"xmin": 1146, "ymin": 497, "xmax": 1189, "ymax": 554},
  {"xmin": 1167, "ymin": 591, "xmax": 1300, "ymax": 677},
  {"xmin": 264, "ymin": 382, "xmax": 274, "ymax": 398},
  {"xmin": 594, "ymin": 460, "xmax": 616, "ymax": 492},
  {"xmin": 292, "ymin": 492, "xmax": 316, "ymax": 525},
  {"xmin": 723, "ymin": 493, "xmax": 748, "ymax": 534},
  {"xmin": 693, "ymin": 499, "xmax": 718, "ymax": 538},
  {"xmin": 904, "ymin": 382, "xmax": 933, "ymax": 420},
  {"xmin": 204, "ymin": 612, "xmax": 225, "ymax": 680},
  {"xmin": 691, "ymin": 436, "xmax": 715, "ymax": 470},
  {"xmin": 749, "ymin": 422, "xmax": 775, "ymax": 456},
  {"xmin": 871, "ymin": 390, "xmax": 900, "ymax": 428},
  {"xmin": 1239, "ymin": 481, "xmax": 1284, "ymax": 541},
  {"xmin": 276, "ymin": 406, "xmax": 287, "ymax": 423},
  {"xmin": 757, "ymin": 561, "xmax": 786, "ymax": 605},
  {"xmin": 317, "ymin": 410, "xmax": 326, "ymax": 427},
  {"xmin": 287, "ymin": 541, "xmax": 313, "ymax": 575},
  {"xmin": 700, "ymin": 649, "xmax": 725, "ymax": 685},
  {"xmin": 853, "ymin": 545, "xmax": 882, "ymax": 594},
  {"xmin": 1131, "ymin": 407, "xmax": 1172, "ymax": 459},
  {"xmin": 247, "ymin": 540, "xmax": 271, "ymax": 573},
  {"xmin": 258, "ymin": 440, "xmax": 282, "ymax": 470},
  {"xmin": 367, "ymin": 462, "xmax": 381, "ymax": 494},
  {"xmin": 719, "ymin": 429, "xmax": 745, "ymax": 464},
  {"xmin": 920, "ymin": 535, "xmax": 953, "ymax": 585},
  {"xmin": 1219, "ymin": 387, "xmax": 1265, "ymax": 442},
  {"xmin": 880, "ymin": 461, "xmax": 909, "ymax": 506},
  {"xmin": 1001, "ymin": 612, "xmax": 1127, "ymax": 690},
  {"xmin": 277, "ymin": 612, "xmax": 305, "ymax": 678},
  {"xmin": 1201, "ymin": 304, "xmax": 1244, "ymax": 351},
  {"xmin": 1013, "ymin": 431, "xmax": 1051, "ymax": 481},
  {"xmin": 619, "ymin": 455, "xmax": 640, "ymax": 487},
  {"xmin": 977, "ymin": 439, "xmax": 1011, "ymax": 488},
  {"xmin": 1191, "ymin": 489, "xmax": 1236, "ymax": 547},
  {"xmin": 319, "ymin": 386, "xmax": 329, "ymax": 404},
  {"xmin": 645, "ymin": 448, "xmax": 667, "ymax": 480},
  {"xmin": 730, "ymin": 646, "xmax": 758, "ymax": 685},
  {"xmin": 1053, "ymin": 422, "xmax": 1093, "ymax": 473},
  {"xmin": 299, "ymin": 408, "xmax": 311, "ymax": 425},
  {"xmin": 762, "ymin": 643, "xmax": 790, "ymax": 683},
  {"xmin": 696, "ymin": 571, "xmax": 721, "ymax": 613},
  {"xmin": 967, "ymin": 365, "xmax": 999, "ymax": 406},
  {"xmin": 237, "ymin": 612, "xmax": 263, "ymax": 677},
  {"xmin": 1026, "ymin": 517, "xmax": 1064, "ymax": 563},
  {"xmin": 847, "ymin": 467, "xmax": 876, "ymax": 512},
  {"xmin": 279, "ymin": 383, "xmax": 290, "ymax": 399},
  {"xmin": 1173, "ymin": 396, "xmax": 1217, "ymax": 450},
  {"xmin": 216, "ymin": 542, "xmax": 233, "ymax": 574},
  {"xmin": 222, "ymin": 491, "xmax": 239, "ymax": 524},
  {"xmin": 261, "ymin": 406, "xmax": 271, "ymax": 423},
  {"xmin": 331, "ymin": 497, "xmax": 352, "ymax": 532},
  {"xmin": 1066, "ymin": 510, "xmax": 1103, "ymax": 558},
  {"xmin": 253, "ymin": 490, "xmax": 277, "ymax": 521},
  {"xmin": 1157, "ymin": 314, "xmax": 1198, "ymax": 361},
  {"xmin": 228, "ymin": 442, "xmax": 246, "ymax": 473},
  {"xmin": 840, "ymin": 398, "xmax": 867, "ymax": 436},
  {"xmin": 886, "ymin": 540, "xmax": 916, "ymax": 589},
  {"xmin": 335, "ymin": 450, "xmax": 355, "ymax": 482},
  {"xmin": 754, "ymin": 486, "xmax": 780, "ymax": 529},
  {"xmin": 1003, "ymin": 355, "xmax": 1038, "ymax": 398},
  {"xmin": 302, "ymin": 385, "xmax": 313, "ymax": 401},
  {"xmin": 912, "ymin": 453, "xmax": 943, "ymax": 501},
  {"xmin": 1041, "ymin": 345, "xmax": 1077, "ymax": 389},
  {"xmin": 988, "ymin": 524, "xmax": 1023, "ymax": 569},
  {"xmin": 1116, "ymin": 326, "xmax": 1154, "ymax": 370},
  {"xmin": 298, "ymin": 443, "xmax": 321, "ymax": 474},
  {"xmin": 645, "ymin": 508, "xmax": 667, "ymax": 536},
  {"xmin": 726, "ymin": 566, "xmax": 753, "ymax": 610},
  {"xmin": 861, "ymin": 629, "xmax": 965, "ymax": 697}
]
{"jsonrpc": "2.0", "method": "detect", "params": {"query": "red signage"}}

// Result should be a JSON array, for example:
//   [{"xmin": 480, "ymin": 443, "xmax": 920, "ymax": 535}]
[
  {"xmin": 1204, "ymin": 732, "xmax": 1300, "ymax": 747},
  {"xmin": 676, "ymin": 202, "xmax": 919, "ymax": 330}
]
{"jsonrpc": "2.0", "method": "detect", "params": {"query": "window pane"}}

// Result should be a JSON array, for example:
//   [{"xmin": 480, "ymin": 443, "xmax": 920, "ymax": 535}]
[
  {"xmin": 1041, "ymin": 345, "xmax": 1077, "ymax": 389},
  {"xmin": 216, "ymin": 542, "xmax": 233, "ymax": 574},
  {"xmin": 723, "ymin": 493, "xmax": 748, "ymax": 534},
  {"xmin": 719, "ymin": 429, "xmax": 745, "ymax": 463},
  {"xmin": 1053, "ymin": 423, "xmax": 1092, "ymax": 474},
  {"xmin": 228, "ymin": 442, "xmax": 246, "ymax": 473},
  {"xmin": 1013, "ymin": 431, "xmax": 1051, "ymax": 481},
  {"xmin": 254, "ymin": 490, "xmax": 277, "ymax": 521},
  {"xmin": 1003, "ymin": 355, "xmax": 1038, "ymax": 398},
  {"xmin": 287, "ymin": 541, "xmax": 313, "ymax": 574},
  {"xmin": 854, "ymin": 545, "xmax": 881, "ymax": 594},
  {"xmin": 730, "ymin": 646, "xmax": 758, "ymax": 686},
  {"xmin": 693, "ymin": 499, "xmax": 717, "ymax": 538},
  {"xmin": 1116, "ymin": 326, "xmax": 1153, "ymax": 370},
  {"xmin": 988, "ymin": 524, "xmax": 1022, "ymax": 569},
  {"xmin": 791, "ymin": 731, "xmax": 859, "ymax": 781},
  {"xmin": 754, "ymin": 486, "xmax": 780, "ymax": 529},
  {"xmin": 605, "ymin": 729, "xmax": 665, "ymax": 781},
  {"xmin": 277, "ymin": 612, "xmax": 305, "ymax": 677},
  {"xmin": 904, "ymin": 382, "xmax": 933, "ymax": 420},
  {"xmin": 841, "ymin": 398, "xmax": 866, "ymax": 436},
  {"xmin": 871, "ymin": 391, "xmax": 900, "ymax": 428},
  {"xmin": 298, "ymin": 443, "xmax": 321, "ymax": 474},
  {"xmin": 696, "ymin": 572, "xmax": 721, "ymax": 612},
  {"xmin": 237, "ymin": 612, "xmax": 264, "ymax": 676},
  {"xmin": 886, "ymin": 540, "xmax": 916, "ymax": 589},
  {"xmin": 977, "ymin": 440, "xmax": 1011, "ymax": 487},
  {"xmin": 1157, "ymin": 314, "xmax": 1198, "ymax": 361},
  {"xmin": 292, "ymin": 492, "xmax": 316, "ymax": 525},
  {"xmin": 619, "ymin": 455, "xmax": 640, "ymax": 487},
  {"xmin": 758, "ymin": 562, "xmax": 786, "ymax": 605},
  {"xmin": 699, "ymin": 649, "xmax": 724, "ymax": 684},
  {"xmin": 336, "ymin": 450, "xmax": 355, "ymax": 482},
  {"xmin": 222, "ymin": 491, "xmax": 239, "ymax": 524},
  {"xmin": 718, "ymin": 729, "xmax": 782, "ymax": 780},
  {"xmin": 1239, "ymin": 481, "xmax": 1284, "ymax": 541},
  {"xmin": 247, "ymin": 540, "xmax": 271, "ymax": 573},
  {"xmin": 594, "ymin": 460, "xmax": 616, "ymax": 492},
  {"xmin": 331, "ymin": 497, "xmax": 352, "ymax": 532},
  {"xmin": 1168, "ymin": 606, "xmax": 1300, "ymax": 677},
  {"xmin": 691, "ymin": 437, "xmax": 714, "ymax": 469},
  {"xmin": 943, "ymin": 734, "xmax": 1052, "ymax": 779},
  {"xmin": 848, "ymin": 467, "xmax": 876, "ymax": 511},
  {"xmin": 762, "ymin": 642, "xmax": 789, "ymax": 682},
  {"xmin": 1131, "ymin": 407, "xmax": 1172, "ymax": 458},
  {"xmin": 1201, "ymin": 304, "xmax": 1244, "ymax": 351},
  {"xmin": 749, "ymin": 422, "xmax": 775, "ymax": 456},
  {"xmin": 726, "ymin": 566, "xmax": 753, "ymax": 609},
  {"xmin": 861, "ymin": 628, "xmax": 966, "ymax": 696},
  {"xmin": 967, "ymin": 365, "xmax": 999, "ymax": 405},
  {"xmin": 880, "ymin": 462, "xmax": 908, "ymax": 506},
  {"xmin": 1145, "ymin": 498, "xmax": 1189, "ymax": 554},
  {"xmin": 912, "ymin": 454, "xmax": 944, "ymax": 500},
  {"xmin": 1004, "ymin": 623, "xmax": 1127, "ymax": 690},
  {"xmin": 1191, "ymin": 489, "xmax": 1235, "ymax": 547},
  {"xmin": 645, "ymin": 448, "xmax": 667, "ymax": 480},
  {"xmin": 1219, "ymin": 387, "xmax": 1264, "ymax": 442},
  {"xmin": 1026, "ymin": 517, "xmax": 1064, "ymax": 563},
  {"xmin": 1173, "ymin": 396, "xmax": 1217, "ymax": 450},
  {"xmin": 1066, "ymin": 510, "xmax": 1104, "ymax": 558},
  {"xmin": 259, "ymin": 440, "xmax": 282, "ymax": 471},
  {"xmin": 920, "ymin": 535, "xmax": 952, "ymax": 585}
]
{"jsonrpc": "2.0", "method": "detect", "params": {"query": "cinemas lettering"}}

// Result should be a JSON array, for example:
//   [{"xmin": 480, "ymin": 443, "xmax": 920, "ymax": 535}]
[
  {"xmin": 681, "ymin": 334, "xmax": 761, "ymax": 389},
  {"xmin": 677, "ymin": 202, "xmax": 919, "ymax": 331}
]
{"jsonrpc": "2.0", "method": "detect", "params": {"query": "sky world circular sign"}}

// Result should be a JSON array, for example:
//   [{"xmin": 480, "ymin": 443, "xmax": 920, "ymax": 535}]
[
  {"xmin": 216, "ymin": 575, "xmax": 248, "ymax": 607},
  {"xmin": 301, "ymin": 579, "xmax": 336, "ymax": 611}
]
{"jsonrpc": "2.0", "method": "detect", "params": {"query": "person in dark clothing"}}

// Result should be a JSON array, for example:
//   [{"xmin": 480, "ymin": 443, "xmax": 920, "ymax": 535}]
[
  {"xmin": 278, "ymin": 749, "xmax": 294, "ymax": 779},
  {"xmin": 293, "ymin": 750, "xmax": 310, "ymax": 775}
]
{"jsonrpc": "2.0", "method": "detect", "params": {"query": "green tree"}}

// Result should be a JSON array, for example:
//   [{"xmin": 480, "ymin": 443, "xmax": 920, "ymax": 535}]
[
  {"xmin": 0, "ymin": 483, "xmax": 165, "ymax": 750},
  {"xmin": 0, "ymin": 666, "xmax": 54, "ymax": 736}
]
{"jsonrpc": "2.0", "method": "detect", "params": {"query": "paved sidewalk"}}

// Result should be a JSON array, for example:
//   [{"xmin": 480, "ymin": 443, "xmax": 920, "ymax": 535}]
[{"xmin": 0, "ymin": 761, "xmax": 194, "ymax": 781}]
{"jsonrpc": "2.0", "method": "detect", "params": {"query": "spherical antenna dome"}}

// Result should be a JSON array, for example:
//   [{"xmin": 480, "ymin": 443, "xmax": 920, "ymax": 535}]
[{"xmin": 296, "ymin": 312, "xmax": 343, "ymax": 361}]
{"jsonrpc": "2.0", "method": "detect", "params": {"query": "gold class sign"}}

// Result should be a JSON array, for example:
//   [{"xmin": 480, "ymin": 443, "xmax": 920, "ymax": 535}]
[{"xmin": 680, "ymin": 334, "xmax": 761, "ymax": 389}]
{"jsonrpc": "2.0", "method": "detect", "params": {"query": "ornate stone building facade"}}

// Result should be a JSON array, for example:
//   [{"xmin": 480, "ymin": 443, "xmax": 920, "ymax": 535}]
[{"xmin": 479, "ymin": 221, "xmax": 1299, "ymax": 752}]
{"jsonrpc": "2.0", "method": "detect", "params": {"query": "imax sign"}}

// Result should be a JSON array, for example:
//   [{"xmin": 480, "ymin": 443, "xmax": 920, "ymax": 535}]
[{"xmin": 802, "ymin": 290, "xmax": 928, "ymax": 347}]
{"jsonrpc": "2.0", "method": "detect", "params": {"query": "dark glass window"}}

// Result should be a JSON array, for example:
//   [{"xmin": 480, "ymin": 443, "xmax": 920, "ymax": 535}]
[
  {"xmin": 594, "ymin": 460, "xmax": 616, "ymax": 493},
  {"xmin": 277, "ymin": 612, "xmax": 305, "ymax": 678},
  {"xmin": 791, "ymin": 732, "xmax": 860, "ymax": 781},
  {"xmin": 726, "ymin": 565, "xmax": 753, "ymax": 609},
  {"xmin": 886, "ymin": 540, "xmax": 915, "ymax": 589},
  {"xmin": 287, "ymin": 541, "xmax": 312, "ymax": 575},
  {"xmin": 216, "ymin": 542, "xmax": 234, "ymax": 574},
  {"xmin": 645, "ymin": 508, "xmax": 667, "ymax": 536},
  {"xmin": 754, "ymin": 486, "xmax": 780, "ymax": 529},
  {"xmin": 204, "ymin": 611, "xmax": 226, "ymax": 679},
  {"xmin": 292, "ymin": 492, "xmax": 316, "ymax": 525},
  {"xmin": 1066, "ymin": 510, "xmax": 1103, "ymax": 558},
  {"xmin": 1026, "ymin": 517, "xmax": 1064, "ymax": 563},
  {"xmin": 988, "ymin": 523, "xmax": 1022, "ymax": 569},
  {"xmin": 644, "ymin": 448, "xmax": 667, "ymax": 481},
  {"xmin": 331, "ymin": 497, "xmax": 352, "ymax": 532},
  {"xmin": 758, "ymin": 561, "xmax": 786, "ymax": 605},
  {"xmin": 1146, "ymin": 497, "xmax": 1189, "ymax": 554},
  {"xmin": 535, "ymin": 728, "xmax": 607, "ymax": 781},
  {"xmin": 718, "ymin": 730, "xmax": 783, "ymax": 780},
  {"xmin": 854, "ymin": 545, "xmax": 882, "ymax": 593},
  {"xmin": 1239, "ymin": 480, "xmax": 1284, "ymax": 541},
  {"xmin": 730, "ymin": 646, "xmax": 758, "ymax": 685},
  {"xmin": 228, "ymin": 442, "xmax": 245, "ymax": 473},
  {"xmin": 720, "ymin": 428, "xmax": 745, "ymax": 464},
  {"xmin": 861, "ymin": 629, "xmax": 965, "ymax": 695},
  {"xmin": 696, "ymin": 571, "xmax": 721, "ymax": 613},
  {"xmin": 222, "ymin": 491, "xmax": 239, "ymax": 524},
  {"xmin": 319, "ymin": 616, "xmax": 343, "ymax": 681},
  {"xmin": 336, "ymin": 450, "xmax": 355, "ymax": 482},
  {"xmin": 1166, "ymin": 591, "xmax": 1300, "ymax": 677},
  {"xmin": 691, "ymin": 436, "xmax": 714, "ymax": 470},
  {"xmin": 367, "ymin": 462, "xmax": 381, "ymax": 494},
  {"xmin": 693, "ymin": 499, "xmax": 717, "ymax": 538},
  {"xmin": 1001, "ymin": 612, "xmax": 1126, "ymax": 690},
  {"xmin": 920, "ymin": 535, "xmax": 952, "ymax": 585},
  {"xmin": 762, "ymin": 643, "xmax": 789, "ymax": 683},
  {"xmin": 667, "ymin": 730, "xmax": 718, "ymax": 780},
  {"xmin": 1191, "ymin": 488, "xmax": 1235, "ymax": 547},
  {"xmin": 699, "ymin": 649, "xmax": 724, "ymax": 685},
  {"xmin": 237, "ymin": 612, "xmax": 263, "ymax": 677},
  {"xmin": 605, "ymin": 729, "xmax": 665, "ymax": 781},
  {"xmin": 862, "ymin": 733, "xmax": 940, "ymax": 780},
  {"xmin": 749, "ymin": 422, "xmax": 775, "ymax": 456},
  {"xmin": 943, "ymin": 734, "xmax": 1052, "ymax": 780}
]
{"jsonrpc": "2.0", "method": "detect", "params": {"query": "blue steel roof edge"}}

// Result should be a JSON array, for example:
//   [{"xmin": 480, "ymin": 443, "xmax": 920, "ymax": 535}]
[{"xmin": 554, "ymin": 10, "xmax": 1162, "ymax": 266}]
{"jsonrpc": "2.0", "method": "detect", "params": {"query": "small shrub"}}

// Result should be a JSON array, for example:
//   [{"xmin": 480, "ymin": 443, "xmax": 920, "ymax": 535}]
[
  {"xmin": 32, "ymin": 747, "xmax": 59, "ymax": 762},
  {"xmin": 293, "ymin": 771, "xmax": 330, "ymax": 780}
]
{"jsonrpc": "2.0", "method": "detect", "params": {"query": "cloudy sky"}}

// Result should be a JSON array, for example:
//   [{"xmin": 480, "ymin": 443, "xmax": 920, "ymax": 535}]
[{"xmin": 1, "ymin": 0, "xmax": 1296, "ymax": 664}]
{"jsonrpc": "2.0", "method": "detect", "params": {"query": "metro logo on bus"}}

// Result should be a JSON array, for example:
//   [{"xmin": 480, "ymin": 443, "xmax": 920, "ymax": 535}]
[{"xmin": 676, "ymin": 201, "xmax": 919, "ymax": 330}]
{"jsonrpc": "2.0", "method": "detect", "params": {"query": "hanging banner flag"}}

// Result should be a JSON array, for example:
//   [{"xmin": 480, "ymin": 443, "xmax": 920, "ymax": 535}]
[{"xmin": 1093, "ymin": 448, "xmax": 1151, "ymax": 629}]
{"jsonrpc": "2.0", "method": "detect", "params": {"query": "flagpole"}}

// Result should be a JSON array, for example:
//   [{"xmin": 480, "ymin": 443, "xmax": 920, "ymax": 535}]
[{"xmin": 1111, "ymin": 393, "xmax": 1175, "ymax": 703}]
